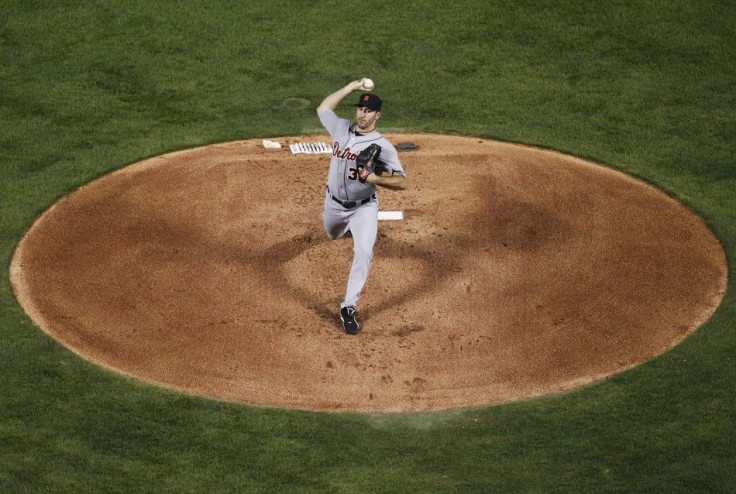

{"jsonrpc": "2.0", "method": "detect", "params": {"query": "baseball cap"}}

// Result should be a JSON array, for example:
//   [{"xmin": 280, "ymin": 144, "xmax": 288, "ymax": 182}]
[{"xmin": 354, "ymin": 93, "xmax": 382, "ymax": 111}]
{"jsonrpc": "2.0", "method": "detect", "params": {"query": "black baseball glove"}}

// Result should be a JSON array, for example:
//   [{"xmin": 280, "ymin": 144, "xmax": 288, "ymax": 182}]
[{"xmin": 356, "ymin": 144, "xmax": 382, "ymax": 182}]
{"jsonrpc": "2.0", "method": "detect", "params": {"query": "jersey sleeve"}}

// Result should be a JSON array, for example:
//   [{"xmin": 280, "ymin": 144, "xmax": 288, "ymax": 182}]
[{"xmin": 318, "ymin": 108, "xmax": 344, "ymax": 137}]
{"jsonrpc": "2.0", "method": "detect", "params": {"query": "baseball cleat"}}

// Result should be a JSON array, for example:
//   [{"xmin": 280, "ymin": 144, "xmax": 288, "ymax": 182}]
[{"xmin": 340, "ymin": 306, "xmax": 360, "ymax": 335}]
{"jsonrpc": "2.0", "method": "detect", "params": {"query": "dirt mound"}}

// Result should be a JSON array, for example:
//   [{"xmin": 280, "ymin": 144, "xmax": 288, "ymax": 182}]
[{"xmin": 10, "ymin": 134, "xmax": 728, "ymax": 412}]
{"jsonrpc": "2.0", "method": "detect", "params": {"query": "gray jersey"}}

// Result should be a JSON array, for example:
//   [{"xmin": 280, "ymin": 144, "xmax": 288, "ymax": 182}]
[{"xmin": 319, "ymin": 109, "xmax": 406, "ymax": 202}]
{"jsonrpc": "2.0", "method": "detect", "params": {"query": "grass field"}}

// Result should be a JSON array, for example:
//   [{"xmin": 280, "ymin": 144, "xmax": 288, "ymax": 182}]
[{"xmin": 1, "ymin": 1, "xmax": 734, "ymax": 492}]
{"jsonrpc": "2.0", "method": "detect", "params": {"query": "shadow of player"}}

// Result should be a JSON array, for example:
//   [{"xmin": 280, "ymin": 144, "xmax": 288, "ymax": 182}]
[
  {"xmin": 259, "ymin": 230, "xmax": 466, "ymax": 324},
  {"xmin": 250, "ymin": 183, "xmax": 569, "ymax": 327}
]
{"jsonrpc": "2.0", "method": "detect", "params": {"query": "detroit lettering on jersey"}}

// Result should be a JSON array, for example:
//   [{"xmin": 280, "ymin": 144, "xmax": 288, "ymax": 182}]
[{"xmin": 332, "ymin": 142, "xmax": 358, "ymax": 161}]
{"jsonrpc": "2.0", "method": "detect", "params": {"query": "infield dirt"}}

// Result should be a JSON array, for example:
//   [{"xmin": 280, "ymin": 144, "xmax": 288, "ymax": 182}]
[{"xmin": 10, "ymin": 134, "xmax": 728, "ymax": 412}]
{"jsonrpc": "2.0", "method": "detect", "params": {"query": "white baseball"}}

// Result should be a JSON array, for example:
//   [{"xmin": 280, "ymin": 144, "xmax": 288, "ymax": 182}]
[{"xmin": 363, "ymin": 78, "xmax": 374, "ymax": 90}]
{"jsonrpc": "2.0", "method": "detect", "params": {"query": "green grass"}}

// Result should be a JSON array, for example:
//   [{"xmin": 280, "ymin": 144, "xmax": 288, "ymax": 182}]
[{"xmin": 1, "ymin": 1, "xmax": 734, "ymax": 492}]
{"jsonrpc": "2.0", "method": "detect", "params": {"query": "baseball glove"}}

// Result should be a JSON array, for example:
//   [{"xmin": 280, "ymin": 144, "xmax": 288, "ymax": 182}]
[{"xmin": 356, "ymin": 143, "xmax": 382, "ymax": 182}]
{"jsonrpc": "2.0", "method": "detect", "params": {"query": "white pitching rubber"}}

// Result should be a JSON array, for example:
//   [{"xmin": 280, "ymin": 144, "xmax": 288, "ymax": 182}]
[{"xmin": 378, "ymin": 211, "xmax": 403, "ymax": 220}]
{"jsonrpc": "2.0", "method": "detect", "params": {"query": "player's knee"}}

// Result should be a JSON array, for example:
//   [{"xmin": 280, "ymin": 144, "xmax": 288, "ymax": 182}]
[{"xmin": 324, "ymin": 223, "xmax": 345, "ymax": 240}]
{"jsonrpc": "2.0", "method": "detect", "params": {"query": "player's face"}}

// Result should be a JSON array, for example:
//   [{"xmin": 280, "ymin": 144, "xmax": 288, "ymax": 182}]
[{"xmin": 355, "ymin": 106, "xmax": 380, "ymax": 133}]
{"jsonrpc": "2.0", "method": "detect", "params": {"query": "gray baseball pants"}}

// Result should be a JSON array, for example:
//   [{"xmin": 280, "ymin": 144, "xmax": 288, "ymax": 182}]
[{"xmin": 323, "ymin": 191, "xmax": 378, "ymax": 309}]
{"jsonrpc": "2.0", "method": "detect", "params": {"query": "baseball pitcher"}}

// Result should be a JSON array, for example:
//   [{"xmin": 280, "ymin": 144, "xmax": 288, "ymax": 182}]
[{"xmin": 316, "ymin": 78, "xmax": 407, "ymax": 334}]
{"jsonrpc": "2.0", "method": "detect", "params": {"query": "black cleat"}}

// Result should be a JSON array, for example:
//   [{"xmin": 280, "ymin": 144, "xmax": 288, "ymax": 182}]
[{"xmin": 340, "ymin": 306, "xmax": 360, "ymax": 335}]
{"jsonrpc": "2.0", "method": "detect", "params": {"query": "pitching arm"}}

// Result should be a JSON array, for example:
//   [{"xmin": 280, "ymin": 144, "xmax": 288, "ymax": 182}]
[{"xmin": 317, "ymin": 79, "xmax": 371, "ymax": 114}]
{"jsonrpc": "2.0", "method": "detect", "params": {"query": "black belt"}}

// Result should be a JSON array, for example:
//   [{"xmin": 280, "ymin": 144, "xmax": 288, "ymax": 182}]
[{"xmin": 329, "ymin": 193, "xmax": 375, "ymax": 209}]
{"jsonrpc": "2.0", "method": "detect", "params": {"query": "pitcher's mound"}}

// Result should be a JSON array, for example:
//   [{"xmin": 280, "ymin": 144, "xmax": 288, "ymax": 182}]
[{"xmin": 10, "ymin": 134, "xmax": 727, "ymax": 412}]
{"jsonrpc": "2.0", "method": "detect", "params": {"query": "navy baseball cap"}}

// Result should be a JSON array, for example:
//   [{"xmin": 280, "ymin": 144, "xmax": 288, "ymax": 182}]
[{"xmin": 355, "ymin": 93, "xmax": 382, "ymax": 111}]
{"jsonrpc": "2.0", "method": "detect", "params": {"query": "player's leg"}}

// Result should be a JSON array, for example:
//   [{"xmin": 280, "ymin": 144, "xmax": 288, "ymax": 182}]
[
  {"xmin": 342, "ymin": 200, "xmax": 379, "ymax": 309},
  {"xmin": 323, "ymin": 192, "xmax": 349, "ymax": 240}
]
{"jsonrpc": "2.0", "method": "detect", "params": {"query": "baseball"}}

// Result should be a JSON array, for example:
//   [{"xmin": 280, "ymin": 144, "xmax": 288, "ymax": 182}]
[{"xmin": 363, "ymin": 78, "xmax": 374, "ymax": 90}]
